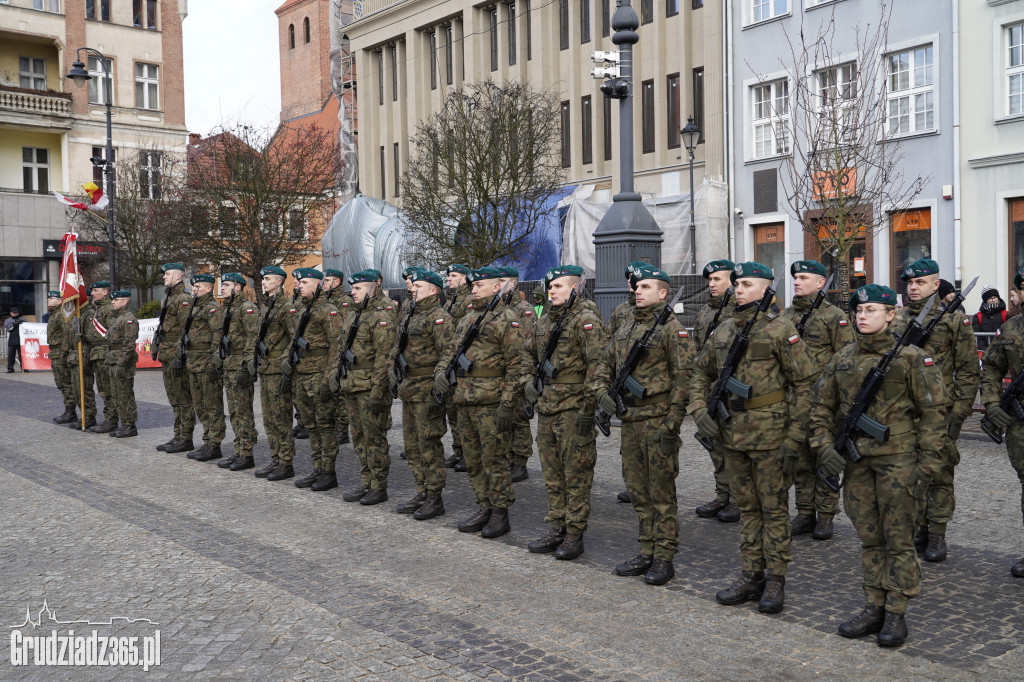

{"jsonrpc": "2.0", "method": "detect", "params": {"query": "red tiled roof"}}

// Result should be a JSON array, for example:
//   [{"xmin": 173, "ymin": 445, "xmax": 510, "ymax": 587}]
[{"xmin": 275, "ymin": 0, "xmax": 311, "ymax": 14}]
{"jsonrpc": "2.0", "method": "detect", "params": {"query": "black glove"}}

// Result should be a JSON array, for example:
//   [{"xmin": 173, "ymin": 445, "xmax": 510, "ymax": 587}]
[{"xmin": 495, "ymin": 403, "xmax": 514, "ymax": 432}]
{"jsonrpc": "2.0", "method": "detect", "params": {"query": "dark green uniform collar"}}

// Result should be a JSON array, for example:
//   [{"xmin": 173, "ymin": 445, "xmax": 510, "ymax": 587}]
[
  {"xmin": 907, "ymin": 292, "xmax": 937, "ymax": 315},
  {"xmin": 857, "ymin": 327, "xmax": 895, "ymax": 353},
  {"xmin": 791, "ymin": 295, "xmax": 814, "ymax": 311},
  {"xmin": 708, "ymin": 291, "xmax": 731, "ymax": 309},
  {"xmin": 632, "ymin": 300, "xmax": 665, "ymax": 320}
]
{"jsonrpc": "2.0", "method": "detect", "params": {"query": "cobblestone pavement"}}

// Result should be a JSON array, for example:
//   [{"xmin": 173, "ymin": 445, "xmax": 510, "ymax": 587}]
[{"xmin": 1, "ymin": 370, "xmax": 1022, "ymax": 680}]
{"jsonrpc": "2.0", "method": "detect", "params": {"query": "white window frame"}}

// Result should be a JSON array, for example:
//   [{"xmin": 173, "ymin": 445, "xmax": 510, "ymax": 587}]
[
  {"xmin": 814, "ymin": 61, "xmax": 857, "ymax": 144},
  {"xmin": 139, "ymin": 151, "xmax": 162, "ymax": 200},
  {"xmin": 19, "ymin": 56, "xmax": 46, "ymax": 91},
  {"xmin": 33, "ymin": 0, "xmax": 61, "ymax": 11},
  {"xmin": 134, "ymin": 62, "xmax": 159, "ymax": 110},
  {"xmin": 1008, "ymin": 22, "xmax": 1024, "ymax": 116},
  {"xmin": 750, "ymin": 0, "xmax": 788, "ymax": 25},
  {"xmin": 22, "ymin": 147, "xmax": 50, "ymax": 193},
  {"xmin": 886, "ymin": 44, "xmax": 934, "ymax": 136},
  {"xmin": 88, "ymin": 56, "xmax": 113, "ymax": 105},
  {"xmin": 751, "ymin": 79, "xmax": 790, "ymax": 160}
]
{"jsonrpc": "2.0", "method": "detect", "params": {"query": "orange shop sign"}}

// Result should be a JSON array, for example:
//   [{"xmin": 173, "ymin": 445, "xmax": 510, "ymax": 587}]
[{"xmin": 812, "ymin": 168, "xmax": 857, "ymax": 200}]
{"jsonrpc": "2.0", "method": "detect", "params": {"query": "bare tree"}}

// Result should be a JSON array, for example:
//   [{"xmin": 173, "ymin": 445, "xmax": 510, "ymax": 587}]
[
  {"xmin": 756, "ymin": 0, "xmax": 927, "ymax": 304},
  {"xmin": 400, "ymin": 81, "xmax": 565, "ymax": 268}
]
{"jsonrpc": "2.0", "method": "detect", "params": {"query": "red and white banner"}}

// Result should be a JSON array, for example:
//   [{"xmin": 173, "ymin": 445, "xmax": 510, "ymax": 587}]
[
  {"xmin": 58, "ymin": 232, "xmax": 88, "ymax": 305},
  {"xmin": 18, "ymin": 319, "xmax": 162, "ymax": 371}
]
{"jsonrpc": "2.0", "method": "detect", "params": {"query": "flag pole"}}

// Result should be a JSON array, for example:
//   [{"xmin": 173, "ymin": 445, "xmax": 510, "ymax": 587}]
[{"xmin": 76, "ymin": 292, "xmax": 85, "ymax": 430}]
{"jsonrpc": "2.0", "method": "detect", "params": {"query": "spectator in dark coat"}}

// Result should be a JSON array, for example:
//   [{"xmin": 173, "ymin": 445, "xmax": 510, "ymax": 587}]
[
  {"xmin": 973, "ymin": 287, "xmax": 1008, "ymax": 351},
  {"xmin": 938, "ymin": 279, "xmax": 966, "ymax": 313},
  {"xmin": 5, "ymin": 306, "xmax": 26, "ymax": 372}
]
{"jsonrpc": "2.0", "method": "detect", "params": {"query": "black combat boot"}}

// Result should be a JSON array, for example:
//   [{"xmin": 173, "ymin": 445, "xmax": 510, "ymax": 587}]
[
  {"xmin": 614, "ymin": 554, "xmax": 653, "ymax": 577},
  {"xmin": 88, "ymin": 420, "xmax": 118, "ymax": 434},
  {"xmin": 53, "ymin": 408, "xmax": 78, "ymax": 424},
  {"xmin": 453, "ymin": 457, "xmax": 468, "ymax": 473},
  {"xmin": 195, "ymin": 445, "xmax": 222, "ymax": 462},
  {"xmin": 310, "ymin": 471, "xmax": 338, "ymax": 491},
  {"xmin": 555, "ymin": 534, "xmax": 584, "ymax": 561},
  {"xmin": 1011, "ymin": 557, "xmax": 1024, "ymax": 578},
  {"xmin": 230, "ymin": 456, "xmax": 255, "ymax": 471},
  {"xmin": 254, "ymin": 460, "xmax": 279, "ymax": 478},
  {"xmin": 343, "ymin": 485, "xmax": 369, "ymax": 502},
  {"xmin": 397, "ymin": 492, "xmax": 427, "ymax": 514},
  {"xmin": 164, "ymin": 439, "xmax": 195, "ymax": 454},
  {"xmin": 294, "ymin": 425, "xmax": 309, "ymax": 440},
  {"xmin": 877, "ymin": 611, "xmax": 908, "ymax": 647},
  {"xmin": 837, "ymin": 605, "xmax": 885, "ymax": 638},
  {"xmin": 399, "ymin": 450, "xmax": 408, "ymax": 460},
  {"xmin": 758, "ymin": 574, "xmax": 785, "ymax": 613},
  {"xmin": 217, "ymin": 455, "xmax": 236, "ymax": 468},
  {"xmin": 715, "ymin": 571, "xmax": 766, "ymax": 605},
  {"xmin": 266, "ymin": 463, "xmax": 294, "ymax": 481},
  {"xmin": 481, "ymin": 508, "xmax": 510, "ymax": 538},
  {"xmin": 791, "ymin": 513, "xmax": 816, "ymax": 536},
  {"xmin": 69, "ymin": 417, "xmax": 96, "ymax": 431},
  {"xmin": 359, "ymin": 488, "xmax": 388, "ymax": 505},
  {"xmin": 527, "ymin": 527, "xmax": 566, "ymax": 553},
  {"xmin": 812, "ymin": 514, "xmax": 834, "ymax": 540},
  {"xmin": 717, "ymin": 503, "xmax": 741, "ymax": 523},
  {"xmin": 113, "ymin": 424, "xmax": 138, "ymax": 438},
  {"xmin": 457, "ymin": 507, "xmax": 492, "ymax": 533},
  {"xmin": 510, "ymin": 465, "xmax": 528, "ymax": 482},
  {"xmin": 444, "ymin": 453, "xmax": 460, "ymax": 468},
  {"xmin": 412, "ymin": 494, "xmax": 445, "ymax": 520},
  {"xmin": 617, "ymin": 491, "xmax": 632, "ymax": 504},
  {"xmin": 295, "ymin": 469, "xmax": 321, "ymax": 488},
  {"xmin": 644, "ymin": 558, "xmax": 674, "ymax": 586},
  {"xmin": 187, "ymin": 444, "xmax": 210, "ymax": 460},
  {"xmin": 338, "ymin": 429, "xmax": 350, "ymax": 445},
  {"xmin": 913, "ymin": 525, "xmax": 929, "ymax": 552},
  {"xmin": 696, "ymin": 498, "xmax": 728, "ymax": 518},
  {"xmin": 923, "ymin": 533, "xmax": 947, "ymax": 562}
]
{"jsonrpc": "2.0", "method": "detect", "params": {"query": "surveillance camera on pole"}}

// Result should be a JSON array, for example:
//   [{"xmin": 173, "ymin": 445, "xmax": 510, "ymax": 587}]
[{"xmin": 591, "ymin": 50, "xmax": 628, "ymax": 98}]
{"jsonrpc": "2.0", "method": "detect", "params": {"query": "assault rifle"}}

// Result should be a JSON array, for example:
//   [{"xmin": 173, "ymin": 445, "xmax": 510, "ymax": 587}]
[
  {"xmin": 173, "ymin": 293, "xmax": 199, "ymax": 371},
  {"xmin": 694, "ymin": 277, "xmax": 778, "ymax": 452},
  {"xmin": 795, "ymin": 274, "xmax": 835, "ymax": 336},
  {"xmin": 280, "ymin": 284, "xmax": 322, "ymax": 388},
  {"xmin": 390, "ymin": 290, "xmax": 418, "ymax": 398},
  {"xmin": 431, "ymin": 282, "xmax": 510, "ymax": 405},
  {"xmin": 817, "ymin": 295, "xmax": 936, "ymax": 493},
  {"xmin": 253, "ymin": 292, "xmax": 278, "ymax": 372},
  {"xmin": 337, "ymin": 283, "xmax": 374, "ymax": 383},
  {"xmin": 216, "ymin": 290, "xmax": 237, "ymax": 375},
  {"xmin": 446, "ymin": 283, "xmax": 461, "ymax": 313},
  {"xmin": 595, "ymin": 285, "xmax": 687, "ymax": 437},
  {"xmin": 980, "ymin": 366, "xmax": 1024, "ymax": 444},
  {"xmin": 909, "ymin": 276, "xmax": 978, "ymax": 348},
  {"xmin": 702, "ymin": 287, "xmax": 733, "ymax": 346},
  {"xmin": 151, "ymin": 287, "xmax": 171, "ymax": 361},
  {"xmin": 523, "ymin": 282, "xmax": 581, "ymax": 419}
]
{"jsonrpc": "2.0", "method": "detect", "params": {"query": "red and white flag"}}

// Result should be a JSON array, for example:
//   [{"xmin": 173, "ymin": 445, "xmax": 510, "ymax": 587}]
[
  {"xmin": 92, "ymin": 317, "xmax": 108, "ymax": 338},
  {"xmin": 52, "ymin": 191, "xmax": 89, "ymax": 211},
  {"xmin": 58, "ymin": 231, "xmax": 88, "ymax": 307},
  {"xmin": 82, "ymin": 181, "xmax": 109, "ymax": 210}
]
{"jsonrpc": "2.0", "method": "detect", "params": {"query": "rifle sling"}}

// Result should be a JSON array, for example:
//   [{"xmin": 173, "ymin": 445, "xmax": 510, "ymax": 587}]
[{"xmin": 727, "ymin": 389, "xmax": 785, "ymax": 412}]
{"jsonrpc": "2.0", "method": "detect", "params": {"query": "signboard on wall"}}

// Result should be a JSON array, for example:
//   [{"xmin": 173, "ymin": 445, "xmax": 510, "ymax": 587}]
[
  {"xmin": 18, "ymin": 319, "xmax": 162, "ymax": 371},
  {"xmin": 42, "ymin": 239, "xmax": 107, "ymax": 260}
]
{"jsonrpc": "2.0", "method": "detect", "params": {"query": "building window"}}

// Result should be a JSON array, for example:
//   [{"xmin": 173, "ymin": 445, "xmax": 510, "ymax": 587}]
[
  {"xmin": 92, "ymin": 146, "xmax": 116, "ymax": 196},
  {"xmin": 752, "ymin": 0, "xmax": 787, "ymax": 23},
  {"xmin": 18, "ymin": 57, "xmax": 46, "ymax": 91},
  {"xmin": 693, "ymin": 67, "xmax": 705, "ymax": 142},
  {"xmin": 816, "ymin": 62, "xmax": 857, "ymax": 142},
  {"xmin": 561, "ymin": 100, "xmax": 571, "ymax": 168},
  {"xmin": 134, "ymin": 63, "xmax": 159, "ymax": 110},
  {"xmin": 393, "ymin": 143, "xmax": 401, "ymax": 197},
  {"xmin": 602, "ymin": 0, "xmax": 610, "ymax": 37},
  {"xmin": 22, "ymin": 147, "xmax": 49, "ymax": 194},
  {"xmin": 391, "ymin": 45, "xmax": 398, "ymax": 101},
  {"xmin": 490, "ymin": 9, "xmax": 499, "ymax": 72},
  {"xmin": 377, "ymin": 50, "xmax": 385, "ymax": 103},
  {"xmin": 219, "ymin": 206, "xmax": 238, "ymax": 240},
  {"xmin": 603, "ymin": 95, "xmax": 612, "ymax": 161},
  {"xmin": 887, "ymin": 45, "xmax": 933, "ymax": 135},
  {"xmin": 429, "ymin": 31, "xmax": 438, "ymax": 90},
  {"xmin": 33, "ymin": 0, "xmax": 60, "ymax": 11},
  {"xmin": 304, "ymin": 17, "xmax": 310, "ymax": 43},
  {"xmin": 559, "ymin": 0, "xmax": 569, "ymax": 50},
  {"xmin": 88, "ymin": 56, "xmax": 113, "ymax": 105},
  {"xmin": 640, "ymin": 0, "xmax": 653, "ymax": 24},
  {"xmin": 1008, "ymin": 23, "xmax": 1024, "ymax": 116},
  {"xmin": 752, "ymin": 79, "xmax": 790, "ymax": 159},
  {"xmin": 666, "ymin": 74, "xmax": 680, "ymax": 149},
  {"xmin": 508, "ymin": 4, "xmax": 516, "ymax": 66},
  {"xmin": 139, "ymin": 150, "xmax": 161, "ymax": 200},
  {"xmin": 890, "ymin": 209, "xmax": 931, "ymax": 299},
  {"xmin": 445, "ymin": 27, "xmax": 454, "ymax": 84},
  {"xmin": 86, "ymin": 0, "xmax": 110, "ymax": 21},
  {"xmin": 581, "ymin": 0, "xmax": 591, "ymax": 44},
  {"xmin": 289, "ymin": 24, "xmax": 295, "ymax": 49},
  {"xmin": 380, "ymin": 146, "xmax": 386, "ymax": 197},
  {"xmin": 133, "ymin": 0, "xmax": 158, "ymax": 29},
  {"xmin": 286, "ymin": 211, "xmax": 304, "ymax": 240},
  {"xmin": 525, "ymin": 0, "xmax": 532, "ymax": 60},
  {"xmin": 581, "ymin": 95, "xmax": 593, "ymax": 165},
  {"xmin": 1010, "ymin": 198, "xmax": 1024, "ymax": 274},
  {"xmin": 641, "ymin": 79, "xmax": 655, "ymax": 154},
  {"xmin": 667, "ymin": 0, "xmax": 679, "ymax": 17},
  {"xmin": 693, "ymin": 0, "xmax": 703, "ymax": 7}
]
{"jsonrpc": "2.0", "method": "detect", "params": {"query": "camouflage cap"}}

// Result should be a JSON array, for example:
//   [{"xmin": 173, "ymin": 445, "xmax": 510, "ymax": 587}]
[
  {"xmin": 292, "ymin": 267, "xmax": 323, "ymax": 280},
  {"xmin": 323, "ymin": 268, "xmax": 343, "ymax": 279},
  {"xmin": 446, "ymin": 264, "xmax": 470, "ymax": 275},
  {"xmin": 47, "ymin": 290, "xmax": 61, "ymax": 298},
  {"xmin": 730, "ymin": 261, "xmax": 774, "ymax": 284},
  {"xmin": 900, "ymin": 258, "xmax": 940, "ymax": 281},
  {"xmin": 702, "ymin": 259, "xmax": 735, "ymax": 279},
  {"xmin": 348, "ymin": 270, "xmax": 376, "ymax": 284},
  {"xmin": 260, "ymin": 265, "xmax": 286, "ymax": 278},
  {"xmin": 111, "ymin": 290, "xmax": 131, "ymax": 299},
  {"xmin": 190, "ymin": 274, "xmax": 215, "ymax": 285},
  {"xmin": 221, "ymin": 272, "xmax": 247, "ymax": 286},
  {"xmin": 90, "ymin": 280, "xmax": 111, "ymax": 290},
  {"xmin": 790, "ymin": 260, "xmax": 827, "ymax": 278},
  {"xmin": 850, "ymin": 283, "xmax": 897, "ymax": 309},
  {"xmin": 547, "ymin": 265, "xmax": 584, "ymax": 283},
  {"xmin": 633, "ymin": 264, "xmax": 671, "ymax": 284},
  {"xmin": 1015, "ymin": 267, "xmax": 1024, "ymax": 290},
  {"xmin": 410, "ymin": 270, "xmax": 444, "ymax": 288},
  {"xmin": 160, "ymin": 262, "xmax": 185, "ymax": 273},
  {"xmin": 467, "ymin": 267, "xmax": 503, "ymax": 283}
]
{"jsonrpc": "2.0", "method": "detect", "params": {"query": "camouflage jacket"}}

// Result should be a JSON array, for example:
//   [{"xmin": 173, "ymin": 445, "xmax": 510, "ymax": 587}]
[
  {"xmin": 435, "ymin": 295, "xmax": 523, "ymax": 407},
  {"xmin": 46, "ymin": 305, "xmax": 68, "ymax": 359},
  {"xmin": 284, "ymin": 294, "xmax": 339, "ymax": 375},
  {"xmin": 506, "ymin": 292, "xmax": 537, "ymax": 339},
  {"xmin": 184, "ymin": 292, "xmax": 223, "ymax": 373},
  {"xmin": 156, "ymin": 281, "xmax": 193, "ymax": 364},
  {"xmin": 372, "ymin": 290, "xmax": 399, "ymax": 323},
  {"xmin": 65, "ymin": 300, "xmax": 96, "ymax": 366},
  {"xmin": 521, "ymin": 296, "xmax": 607, "ymax": 415},
  {"xmin": 325, "ymin": 286, "xmax": 354, "ymax": 313},
  {"xmin": 608, "ymin": 292, "xmax": 635, "ymax": 335},
  {"xmin": 693, "ymin": 291, "xmax": 734, "ymax": 353},
  {"xmin": 444, "ymin": 285, "xmax": 472, "ymax": 321},
  {"xmin": 105, "ymin": 307, "xmax": 139, "ymax": 367},
  {"xmin": 810, "ymin": 327, "xmax": 948, "ymax": 458},
  {"xmin": 387, "ymin": 294, "xmax": 456, "ymax": 402},
  {"xmin": 894, "ymin": 293, "xmax": 980, "ymax": 419},
  {"xmin": 246, "ymin": 292, "xmax": 292, "ymax": 376},
  {"xmin": 221, "ymin": 295, "xmax": 259, "ymax": 372},
  {"xmin": 778, "ymin": 297, "xmax": 855, "ymax": 378},
  {"xmin": 330, "ymin": 295, "xmax": 394, "ymax": 399},
  {"xmin": 594, "ymin": 300, "xmax": 695, "ymax": 430},
  {"xmin": 689, "ymin": 304, "xmax": 818, "ymax": 450},
  {"xmin": 980, "ymin": 315, "xmax": 1024, "ymax": 407},
  {"xmin": 83, "ymin": 298, "xmax": 113, "ymax": 361}
]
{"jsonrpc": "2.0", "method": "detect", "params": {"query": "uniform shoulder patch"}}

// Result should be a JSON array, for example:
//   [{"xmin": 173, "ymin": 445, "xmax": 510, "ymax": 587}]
[
  {"xmin": 126, "ymin": 320, "xmax": 134, "ymax": 325},
  {"xmin": 839, "ymin": 320, "xmax": 848, "ymax": 326},
  {"xmin": 583, "ymin": 323, "xmax": 594, "ymax": 331},
  {"xmin": 245, "ymin": 308, "xmax": 255, "ymax": 314},
  {"xmin": 511, "ymin": 321, "xmax": 520, "ymax": 328},
  {"xmin": 435, "ymin": 318, "xmax": 445, "ymax": 325},
  {"xmin": 289, "ymin": 308, "xmax": 297, "ymax": 313},
  {"xmin": 524, "ymin": 310, "xmax": 532, "ymax": 316},
  {"xmin": 379, "ymin": 320, "xmax": 388, "ymax": 326},
  {"xmin": 924, "ymin": 356, "xmax": 934, "ymax": 366},
  {"xmin": 181, "ymin": 301, "xmax": 190, "ymax": 306},
  {"xmin": 678, "ymin": 330, "xmax": 688, "ymax": 337},
  {"xmin": 209, "ymin": 308, "xmax": 217, "ymax": 314},
  {"xmin": 342, "ymin": 302, "xmax": 350, "ymax": 307},
  {"xmin": 963, "ymin": 317, "xmax": 971, "ymax": 326},
  {"xmin": 788, "ymin": 334, "xmax": 800, "ymax": 345},
  {"xmin": 329, "ymin": 310, "xmax": 338, "ymax": 316}
]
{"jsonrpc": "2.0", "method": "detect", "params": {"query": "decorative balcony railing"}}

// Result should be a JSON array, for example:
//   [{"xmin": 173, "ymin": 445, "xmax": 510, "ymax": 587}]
[{"xmin": 0, "ymin": 84, "xmax": 72, "ymax": 117}]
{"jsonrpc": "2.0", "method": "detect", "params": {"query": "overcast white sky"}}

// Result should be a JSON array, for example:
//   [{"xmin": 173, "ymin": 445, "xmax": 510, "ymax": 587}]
[{"xmin": 182, "ymin": 0, "xmax": 283, "ymax": 136}]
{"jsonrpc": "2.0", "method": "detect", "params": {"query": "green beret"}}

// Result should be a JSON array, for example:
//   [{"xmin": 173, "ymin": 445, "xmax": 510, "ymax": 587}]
[
  {"xmin": 467, "ymin": 267, "xmax": 503, "ymax": 283},
  {"xmin": 633, "ymin": 264, "xmax": 671, "ymax": 284},
  {"xmin": 849, "ymin": 284, "xmax": 897, "ymax": 309},
  {"xmin": 348, "ymin": 270, "xmax": 376, "ymax": 284},
  {"xmin": 221, "ymin": 272, "xmax": 247, "ymax": 286},
  {"xmin": 260, "ymin": 266, "xmax": 286, "ymax": 278},
  {"xmin": 626, "ymin": 260, "xmax": 651, "ymax": 278},
  {"xmin": 790, "ymin": 260, "xmax": 827, "ymax": 278},
  {"xmin": 410, "ymin": 270, "xmax": 444, "ymax": 288},
  {"xmin": 47, "ymin": 290, "xmax": 61, "ymax": 298},
  {"xmin": 292, "ymin": 267, "xmax": 323, "ymax": 280},
  {"xmin": 1015, "ymin": 267, "xmax": 1024, "ymax": 290},
  {"xmin": 498, "ymin": 266, "xmax": 520, "ymax": 278},
  {"xmin": 323, "ymin": 268, "xmax": 344, "ymax": 279},
  {"xmin": 447, "ymin": 264, "xmax": 470, "ymax": 275},
  {"xmin": 160, "ymin": 262, "xmax": 185, "ymax": 273},
  {"xmin": 702, "ymin": 259, "xmax": 735, "ymax": 279},
  {"xmin": 365, "ymin": 268, "xmax": 383, "ymax": 281},
  {"xmin": 547, "ymin": 265, "xmax": 584, "ymax": 283},
  {"xmin": 900, "ymin": 258, "xmax": 939, "ymax": 281},
  {"xmin": 730, "ymin": 262, "xmax": 774, "ymax": 284},
  {"xmin": 90, "ymin": 280, "xmax": 111, "ymax": 290},
  {"xmin": 111, "ymin": 290, "xmax": 131, "ymax": 299},
  {"xmin": 402, "ymin": 266, "xmax": 425, "ymax": 279},
  {"xmin": 190, "ymin": 274, "xmax": 215, "ymax": 285}
]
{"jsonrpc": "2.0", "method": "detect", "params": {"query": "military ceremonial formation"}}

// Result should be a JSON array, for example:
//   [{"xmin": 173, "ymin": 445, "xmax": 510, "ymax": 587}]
[{"xmin": 41, "ymin": 256, "xmax": 1024, "ymax": 651}]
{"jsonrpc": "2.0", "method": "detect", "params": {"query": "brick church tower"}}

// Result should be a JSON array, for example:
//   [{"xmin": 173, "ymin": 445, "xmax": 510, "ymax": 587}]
[{"xmin": 275, "ymin": 0, "xmax": 336, "ymax": 121}]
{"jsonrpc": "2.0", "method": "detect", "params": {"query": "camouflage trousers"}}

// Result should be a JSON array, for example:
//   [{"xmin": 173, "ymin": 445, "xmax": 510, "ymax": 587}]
[
  {"xmin": 723, "ymin": 447, "xmax": 792, "ymax": 576},
  {"xmin": 224, "ymin": 369, "xmax": 257, "ymax": 458},
  {"xmin": 1005, "ymin": 421, "xmax": 1024, "ymax": 526},
  {"xmin": 843, "ymin": 453, "xmax": 920, "ymax": 615},
  {"xmin": 260, "ymin": 375, "xmax": 294, "ymax": 464},
  {"xmin": 92, "ymin": 350, "xmax": 117, "ymax": 423},
  {"xmin": 538, "ymin": 409, "xmax": 597, "ymax": 534},
  {"xmin": 51, "ymin": 354, "xmax": 76, "ymax": 409},
  {"xmin": 69, "ymin": 353, "xmax": 97, "ymax": 421},
  {"xmin": 337, "ymin": 397, "xmax": 349, "ymax": 440},
  {"xmin": 107, "ymin": 363, "xmax": 137, "ymax": 425},
  {"xmin": 510, "ymin": 405, "xmax": 533, "ymax": 468},
  {"xmin": 162, "ymin": 363, "xmax": 195, "ymax": 441},
  {"xmin": 459, "ymin": 403, "xmax": 515, "ymax": 510},
  {"xmin": 916, "ymin": 436, "xmax": 959, "ymax": 534},
  {"xmin": 446, "ymin": 403, "xmax": 463, "ymax": 458},
  {"xmin": 709, "ymin": 443, "xmax": 732, "ymax": 504},
  {"xmin": 402, "ymin": 400, "xmax": 447, "ymax": 494},
  {"xmin": 621, "ymin": 418, "xmax": 680, "ymax": 560},
  {"xmin": 293, "ymin": 373, "xmax": 338, "ymax": 472},
  {"xmin": 792, "ymin": 440, "xmax": 840, "ymax": 515},
  {"xmin": 345, "ymin": 391, "xmax": 390, "ymax": 490},
  {"xmin": 188, "ymin": 369, "xmax": 225, "ymax": 446}
]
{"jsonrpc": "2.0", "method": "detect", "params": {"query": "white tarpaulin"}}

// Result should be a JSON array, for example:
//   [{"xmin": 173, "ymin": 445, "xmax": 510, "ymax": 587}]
[{"xmin": 321, "ymin": 193, "xmax": 407, "ymax": 284}]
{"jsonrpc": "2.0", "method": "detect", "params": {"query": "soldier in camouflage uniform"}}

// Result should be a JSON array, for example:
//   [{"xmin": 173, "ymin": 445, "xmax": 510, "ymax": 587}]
[
  {"xmin": 443, "ymin": 264, "xmax": 473, "ymax": 470},
  {"xmin": 894, "ymin": 259, "xmax": 979, "ymax": 562},
  {"xmin": 47, "ymin": 291, "xmax": 78, "ymax": 424},
  {"xmin": 327, "ymin": 270, "xmax": 395, "ymax": 505},
  {"xmin": 692, "ymin": 260, "xmax": 740, "ymax": 523},
  {"xmin": 67, "ymin": 283, "xmax": 100, "ymax": 430},
  {"xmin": 523, "ymin": 266, "xmax": 607, "ymax": 560},
  {"xmin": 245, "ymin": 266, "xmax": 296, "ymax": 480},
  {"xmin": 780, "ymin": 260, "xmax": 855, "ymax": 541},
  {"xmin": 691, "ymin": 262, "xmax": 817, "ymax": 613},
  {"xmin": 155, "ymin": 264, "xmax": 197, "ymax": 453},
  {"xmin": 980, "ymin": 266, "xmax": 1024, "ymax": 579},
  {"xmin": 177, "ymin": 274, "xmax": 226, "ymax": 461},
  {"xmin": 814, "ymin": 284, "xmax": 948, "ymax": 648},
  {"xmin": 595, "ymin": 265, "xmax": 693, "ymax": 585},
  {"xmin": 105, "ymin": 290, "xmax": 139, "ymax": 438},
  {"xmin": 215, "ymin": 273, "xmax": 259, "ymax": 471},
  {"xmin": 498, "ymin": 266, "xmax": 536, "ymax": 482},
  {"xmin": 83, "ymin": 282, "xmax": 118, "ymax": 433},
  {"xmin": 323, "ymin": 269, "xmax": 353, "ymax": 445},
  {"xmin": 387, "ymin": 270, "xmax": 455, "ymax": 519},
  {"xmin": 434, "ymin": 267, "xmax": 523, "ymax": 538}
]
